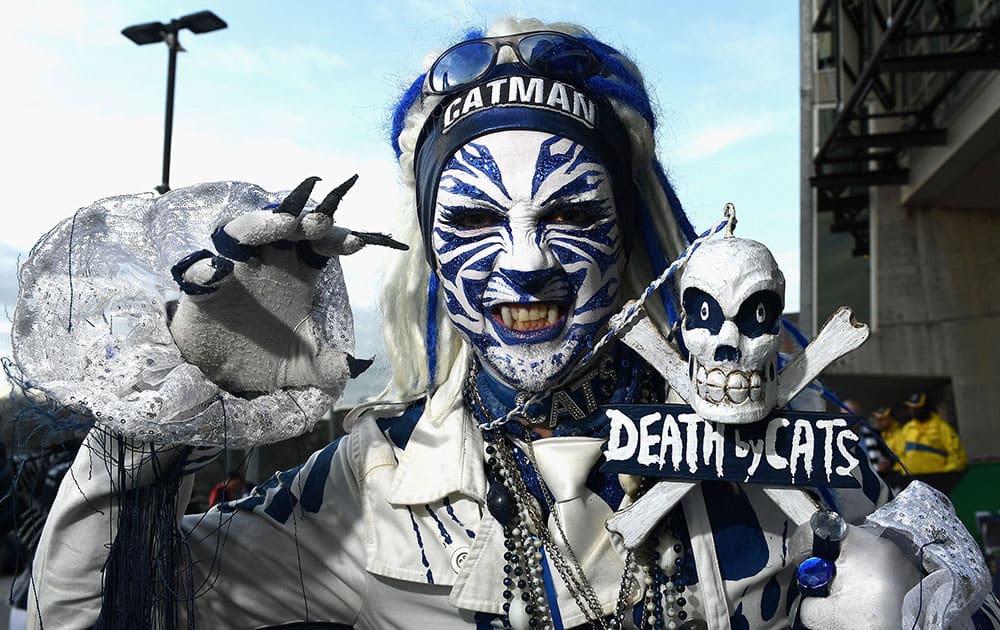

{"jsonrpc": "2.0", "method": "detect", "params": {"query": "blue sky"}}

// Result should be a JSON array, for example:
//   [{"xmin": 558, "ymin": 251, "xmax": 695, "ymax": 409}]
[{"xmin": 1, "ymin": 1, "xmax": 801, "ymax": 369}]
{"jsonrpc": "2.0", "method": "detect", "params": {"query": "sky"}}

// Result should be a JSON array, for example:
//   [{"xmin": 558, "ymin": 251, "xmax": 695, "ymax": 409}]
[{"xmin": 0, "ymin": 1, "xmax": 802, "ymax": 398}]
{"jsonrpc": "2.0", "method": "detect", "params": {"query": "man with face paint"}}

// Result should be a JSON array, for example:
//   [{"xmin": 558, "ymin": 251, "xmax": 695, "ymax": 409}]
[
  {"xmin": 26, "ymin": 17, "xmax": 999, "ymax": 630},
  {"xmin": 431, "ymin": 131, "xmax": 624, "ymax": 395}
]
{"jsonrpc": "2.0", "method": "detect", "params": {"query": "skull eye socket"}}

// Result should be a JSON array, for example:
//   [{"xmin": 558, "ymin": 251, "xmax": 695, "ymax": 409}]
[
  {"xmin": 682, "ymin": 288, "xmax": 724, "ymax": 335},
  {"xmin": 734, "ymin": 290, "xmax": 782, "ymax": 338}
]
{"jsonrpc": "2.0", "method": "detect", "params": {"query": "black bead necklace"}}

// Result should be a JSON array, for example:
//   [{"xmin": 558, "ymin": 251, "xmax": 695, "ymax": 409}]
[{"xmin": 467, "ymin": 353, "xmax": 700, "ymax": 629}]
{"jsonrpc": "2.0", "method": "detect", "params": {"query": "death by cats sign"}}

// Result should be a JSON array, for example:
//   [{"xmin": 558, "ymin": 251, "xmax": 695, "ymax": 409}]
[{"xmin": 601, "ymin": 404, "xmax": 863, "ymax": 488}]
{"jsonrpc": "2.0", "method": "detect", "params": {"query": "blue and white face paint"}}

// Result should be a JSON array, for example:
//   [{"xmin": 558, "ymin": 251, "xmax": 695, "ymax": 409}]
[{"xmin": 432, "ymin": 130, "xmax": 624, "ymax": 391}]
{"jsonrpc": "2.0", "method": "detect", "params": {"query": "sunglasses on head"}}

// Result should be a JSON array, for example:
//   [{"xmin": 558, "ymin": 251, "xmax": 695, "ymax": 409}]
[{"xmin": 427, "ymin": 30, "xmax": 603, "ymax": 95}]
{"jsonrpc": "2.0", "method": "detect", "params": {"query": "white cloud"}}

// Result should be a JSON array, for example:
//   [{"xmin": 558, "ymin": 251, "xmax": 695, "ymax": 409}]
[
  {"xmin": 674, "ymin": 116, "xmax": 777, "ymax": 161},
  {"xmin": 2, "ymin": 111, "xmax": 406, "ymax": 294},
  {"xmin": 6, "ymin": 3, "xmax": 135, "ymax": 54},
  {"xmin": 202, "ymin": 43, "xmax": 347, "ymax": 77},
  {"xmin": 7, "ymin": 2, "xmax": 90, "ymax": 39},
  {"xmin": 404, "ymin": 0, "xmax": 478, "ymax": 20}
]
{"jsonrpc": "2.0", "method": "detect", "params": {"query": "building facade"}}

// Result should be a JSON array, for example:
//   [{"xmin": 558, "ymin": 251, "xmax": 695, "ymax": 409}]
[{"xmin": 800, "ymin": 0, "xmax": 1000, "ymax": 460}]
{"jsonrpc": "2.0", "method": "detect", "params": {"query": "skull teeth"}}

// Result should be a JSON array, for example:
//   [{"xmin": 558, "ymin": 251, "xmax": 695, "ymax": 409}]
[
  {"xmin": 726, "ymin": 371, "xmax": 749, "ymax": 403},
  {"xmin": 749, "ymin": 371, "xmax": 764, "ymax": 402},
  {"xmin": 693, "ymin": 360, "xmax": 766, "ymax": 405},
  {"xmin": 706, "ymin": 368, "xmax": 726, "ymax": 403}
]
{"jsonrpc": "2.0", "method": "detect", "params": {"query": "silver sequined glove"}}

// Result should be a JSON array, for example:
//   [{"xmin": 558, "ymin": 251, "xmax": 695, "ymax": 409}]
[{"xmin": 168, "ymin": 175, "xmax": 406, "ymax": 395}]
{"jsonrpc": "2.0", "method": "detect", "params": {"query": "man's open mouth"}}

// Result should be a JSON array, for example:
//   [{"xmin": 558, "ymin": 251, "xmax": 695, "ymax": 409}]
[
  {"xmin": 489, "ymin": 302, "xmax": 567, "ymax": 342},
  {"xmin": 492, "ymin": 302, "xmax": 563, "ymax": 331}
]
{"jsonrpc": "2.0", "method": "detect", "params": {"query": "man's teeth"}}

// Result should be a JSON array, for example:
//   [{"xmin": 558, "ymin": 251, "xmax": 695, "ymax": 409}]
[{"xmin": 498, "ymin": 304, "xmax": 560, "ymax": 331}]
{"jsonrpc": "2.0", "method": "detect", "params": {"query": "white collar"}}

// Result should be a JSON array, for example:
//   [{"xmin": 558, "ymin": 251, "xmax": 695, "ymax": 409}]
[{"xmin": 387, "ymin": 363, "xmax": 488, "ymax": 506}]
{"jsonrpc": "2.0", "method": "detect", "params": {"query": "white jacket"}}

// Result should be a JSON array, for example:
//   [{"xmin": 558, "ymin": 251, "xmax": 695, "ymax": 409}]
[{"xmin": 28, "ymin": 391, "xmax": 995, "ymax": 629}]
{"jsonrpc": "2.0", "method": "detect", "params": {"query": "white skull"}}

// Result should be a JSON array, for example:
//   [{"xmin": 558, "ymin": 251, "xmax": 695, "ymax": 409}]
[{"xmin": 679, "ymin": 237, "xmax": 784, "ymax": 424}]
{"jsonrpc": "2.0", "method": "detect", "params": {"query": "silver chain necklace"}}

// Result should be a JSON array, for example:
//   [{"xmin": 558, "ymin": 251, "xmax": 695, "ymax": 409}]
[
  {"xmin": 492, "ymin": 430, "xmax": 635, "ymax": 629},
  {"xmin": 467, "ymin": 361, "xmax": 639, "ymax": 629},
  {"xmin": 466, "ymin": 358, "xmax": 700, "ymax": 629}
]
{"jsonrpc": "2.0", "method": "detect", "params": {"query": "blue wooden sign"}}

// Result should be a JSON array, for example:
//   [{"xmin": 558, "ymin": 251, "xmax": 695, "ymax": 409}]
[{"xmin": 601, "ymin": 404, "xmax": 864, "ymax": 488}]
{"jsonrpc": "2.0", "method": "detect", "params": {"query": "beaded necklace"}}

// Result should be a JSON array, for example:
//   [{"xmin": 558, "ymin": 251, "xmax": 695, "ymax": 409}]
[{"xmin": 465, "ymin": 346, "xmax": 699, "ymax": 629}]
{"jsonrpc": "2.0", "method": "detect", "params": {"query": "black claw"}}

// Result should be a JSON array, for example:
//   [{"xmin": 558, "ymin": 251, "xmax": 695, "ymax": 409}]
[
  {"xmin": 346, "ymin": 354, "xmax": 374, "ymax": 378},
  {"xmin": 314, "ymin": 174, "xmax": 359, "ymax": 216},
  {"xmin": 350, "ymin": 231, "xmax": 409, "ymax": 251},
  {"xmin": 274, "ymin": 176, "xmax": 321, "ymax": 216}
]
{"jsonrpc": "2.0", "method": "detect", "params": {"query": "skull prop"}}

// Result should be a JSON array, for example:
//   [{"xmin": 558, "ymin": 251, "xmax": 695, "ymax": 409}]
[{"xmin": 679, "ymin": 236, "xmax": 784, "ymax": 424}]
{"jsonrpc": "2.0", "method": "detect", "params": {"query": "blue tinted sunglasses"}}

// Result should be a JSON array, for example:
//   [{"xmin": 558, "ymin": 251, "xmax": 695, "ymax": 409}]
[{"xmin": 427, "ymin": 31, "xmax": 602, "ymax": 94}]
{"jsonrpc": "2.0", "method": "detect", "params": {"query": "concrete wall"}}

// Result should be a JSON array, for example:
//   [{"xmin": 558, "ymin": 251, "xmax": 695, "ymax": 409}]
[{"xmin": 828, "ymin": 196, "xmax": 1000, "ymax": 459}]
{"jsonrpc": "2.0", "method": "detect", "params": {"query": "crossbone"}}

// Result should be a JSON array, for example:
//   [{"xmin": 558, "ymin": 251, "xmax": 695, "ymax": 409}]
[{"xmin": 612, "ymin": 304, "xmax": 869, "ymax": 413}]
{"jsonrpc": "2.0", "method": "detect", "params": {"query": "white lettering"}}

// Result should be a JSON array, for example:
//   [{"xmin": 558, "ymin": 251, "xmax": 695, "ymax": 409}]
[
  {"xmin": 509, "ymin": 77, "xmax": 545, "ymax": 104},
  {"xmin": 765, "ymin": 417, "xmax": 790, "ymax": 471},
  {"xmin": 461, "ymin": 87, "xmax": 484, "ymax": 115},
  {"xmin": 835, "ymin": 429, "xmax": 861, "ymax": 476},
  {"xmin": 446, "ymin": 79, "xmax": 595, "ymax": 130},
  {"xmin": 546, "ymin": 82, "xmax": 571, "ymax": 112},
  {"xmin": 734, "ymin": 430, "xmax": 764, "ymax": 481},
  {"xmin": 702, "ymin": 420, "xmax": 726, "ymax": 477},
  {"xmin": 573, "ymin": 92, "xmax": 596, "ymax": 125},
  {"xmin": 678, "ymin": 413, "xmax": 701, "ymax": 473},
  {"xmin": 444, "ymin": 97, "xmax": 463, "ymax": 127},
  {"xmin": 485, "ymin": 78, "xmax": 508, "ymax": 104},
  {"xmin": 658, "ymin": 413, "xmax": 684, "ymax": 471},
  {"xmin": 815, "ymin": 418, "xmax": 846, "ymax": 482},
  {"xmin": 604, "ymin": 409, "xmax": 638, "ymax": 461},
  {"xmin": 638, "ymin": 412, "xmax": 663, "ymax": 467},
  {"xmin": 789, "ymin": 419, "xmax": 815, "ymax": 480}
]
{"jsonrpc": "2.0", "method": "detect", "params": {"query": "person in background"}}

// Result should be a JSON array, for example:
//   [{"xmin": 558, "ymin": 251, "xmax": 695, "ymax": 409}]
[
  {"xmin": 898, "ymin": 392, "xmax": 968, "ymax": 474},
  {"xmin": 868, "ymin": 406, "xmax": 903, "ymax": 474},
  {"xmin": 842, "ymin": 399, "xmax": 861, "ymax": 416},
  {"xmin": 843, "ymin": 399, "xmax": 884, "ymax": 474}
]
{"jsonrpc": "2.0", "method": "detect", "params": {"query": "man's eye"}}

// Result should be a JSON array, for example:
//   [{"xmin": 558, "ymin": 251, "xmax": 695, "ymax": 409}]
[
  {"xmin": 544, "ymin": 204, "xmax": 599, "ymax": 225},
  {"xmin": 445, "ymin": 209, "xmax": 504, "ymax": 229}
]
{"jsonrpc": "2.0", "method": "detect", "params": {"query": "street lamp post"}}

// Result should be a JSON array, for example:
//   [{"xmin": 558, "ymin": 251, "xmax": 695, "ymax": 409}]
[{"xmin": 122, "ymin": 11, "xmax": 227, "ymax": 194}]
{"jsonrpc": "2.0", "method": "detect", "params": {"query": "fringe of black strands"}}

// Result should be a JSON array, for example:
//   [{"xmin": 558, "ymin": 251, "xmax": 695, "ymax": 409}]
[{"xmin": 95, "ymin": 435, "xmax": 195, "ymax": 630}]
